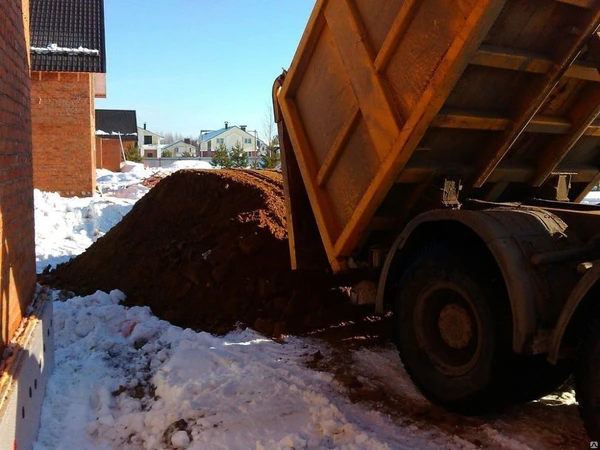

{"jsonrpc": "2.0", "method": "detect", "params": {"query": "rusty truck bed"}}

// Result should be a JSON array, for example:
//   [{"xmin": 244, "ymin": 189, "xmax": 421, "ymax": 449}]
[{"xmin": 275, "ymin": 0, "xmax": 600, "ymax": 271}]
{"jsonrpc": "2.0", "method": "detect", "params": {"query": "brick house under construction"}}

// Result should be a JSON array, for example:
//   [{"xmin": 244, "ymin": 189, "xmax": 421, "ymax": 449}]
[
  {"xmin": 0, "ymin": 0, "xmax": 36, "ymax": 355},
  {"xmin": 29, "ymin": 0, "xmax": 107, "ymax": 196},
  {"xmin": 95, "ymin": 109, "xmax": 138, "ymax": 172}
]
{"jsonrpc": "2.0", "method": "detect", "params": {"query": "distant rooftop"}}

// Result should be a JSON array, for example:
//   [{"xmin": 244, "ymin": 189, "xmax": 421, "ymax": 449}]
[
  {"xmin": 137, "ymin": 126, "xmax": 163, "ymax": 138},
  {"xmin": 163, "ymin": 140, "xmax": 196, "ymax": 150},
  {"xmin": 201, "ymin": 125, "xmax": 254, "ymax": 141},
  {"xmin": 30, "ymin": 0, "xmax": 106, "ymax": 73},
  {"xmin": 95, "ymin": 110, "xmax": 137, "ymax": 140}
]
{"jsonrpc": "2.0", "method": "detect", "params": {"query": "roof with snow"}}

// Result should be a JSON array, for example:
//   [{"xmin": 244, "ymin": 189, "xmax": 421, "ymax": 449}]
[
  {"xmin": 95, "ymin": 110, "xmax": 137, "ymax": 140},
  {"xmin": 201, "ymin": 126, "xmax": 255, "ymax": 142},
  {"xmin": 30, "ymin": 0, "xmax": 106, "ymax": 73}
]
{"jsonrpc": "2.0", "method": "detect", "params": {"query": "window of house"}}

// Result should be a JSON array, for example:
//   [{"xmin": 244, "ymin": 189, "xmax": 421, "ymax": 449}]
[
  {"xmin": 244, "ymin": 138, "xmax": 252, "ymax": 144},
  {"xmin": 207, "ymin": 141, "xmax": 212, "ymax": 151},
  {"xmin": 144, "ymin": 135, "xmax": 152, "ymax": 145},
  {"xmin": 216, "ymin": 138, "xmax": 224, "ymax": 144}
]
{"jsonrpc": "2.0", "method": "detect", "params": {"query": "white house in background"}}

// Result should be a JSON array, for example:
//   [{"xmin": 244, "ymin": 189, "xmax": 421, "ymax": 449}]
[
  {"xmin": 199, "ymin": 122, "xmax": 258, "ymax": 159},
  {"xmin": 137, "ymin": 124, "xmax": 163, "ymax": 158},
  {"xmin": 162, "ymin": 139, "xmax": 197, "ymax": 156}
]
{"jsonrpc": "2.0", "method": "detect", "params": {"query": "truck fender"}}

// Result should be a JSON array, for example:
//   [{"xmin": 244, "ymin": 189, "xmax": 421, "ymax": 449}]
[
  {"xmin": 547, "ymin": 262, "xmax": 600, "ymax": 364},
  {"xmin": 376, "ymin": 208, "xmax": 576, "ymax": 354}
]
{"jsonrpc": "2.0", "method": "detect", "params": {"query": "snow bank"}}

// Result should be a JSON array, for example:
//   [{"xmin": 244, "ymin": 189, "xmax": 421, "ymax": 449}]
[
  {"xmin": 34, "ymin": 190, "xmax": 137, "ymax": 272},
  {"xmin": 35, "ymin": 169, "xmax": 150, "ymax": 273},
  {"xmin": 34, "ymin": 290, "xmax": 439, "ymax": 450},
  {"xmin": 120, "ymin": 161, "xmax": 147, "ymax": 173},
  {"xmin": 168, "ymin": 160, "xmax": 215, "ymax": 170}
]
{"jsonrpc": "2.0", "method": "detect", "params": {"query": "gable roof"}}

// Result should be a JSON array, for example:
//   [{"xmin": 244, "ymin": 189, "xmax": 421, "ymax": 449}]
[
  {"xmin": 95, "ymin": 110, "xmax": 137, "ymax": 140},
  {"xmin": 30, "ymin": 0, "xmax": 106, "ymax": 73},
  {"xmin": 163, "ymin": 140, "xmax": 196, "ymax": 150},
  {"xmin": 201, "ymin": 126, "xmax": 255, "ymax": 142},
  {"xmin": 137, "ymin": 126, "xmax": 163, "ymax": 138}
]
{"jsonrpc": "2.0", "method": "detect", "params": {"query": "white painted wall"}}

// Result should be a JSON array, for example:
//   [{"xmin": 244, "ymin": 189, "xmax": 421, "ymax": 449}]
[
  {"xmin": 166, "ymin": 142, "xmax": 197, "ymax": 156},
  {"xmin": 200, "ymin": 127, "xmax": 256, "ymax": 153},
  {"xmin": 137, "ymin": 127, "xmax": 162, "ymax": 148}
]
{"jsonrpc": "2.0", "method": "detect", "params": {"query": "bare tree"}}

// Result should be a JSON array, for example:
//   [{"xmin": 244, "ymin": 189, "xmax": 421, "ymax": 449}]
[
  {"xmin": 262, "ymin": 102, "xmax": 276, "ymax": 147},
  {"xmin": 259, "ymin": 102, "xmax": 280, "ymax": 169},
  {"xmin": 161, "ymin": 132, "xmax": 191, "ymax": 145}
]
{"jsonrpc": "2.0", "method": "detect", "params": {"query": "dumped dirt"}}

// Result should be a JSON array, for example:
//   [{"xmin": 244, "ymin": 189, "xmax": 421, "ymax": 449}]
[{"xmin": 39, "ymin": 169, "xmax": 370, "ymax": 337}]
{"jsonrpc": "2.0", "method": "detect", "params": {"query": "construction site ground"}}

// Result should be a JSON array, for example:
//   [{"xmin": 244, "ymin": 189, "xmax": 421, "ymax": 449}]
[{"xmin": 39, "ymin": 168, "xmax": 589, "ymax": 449}]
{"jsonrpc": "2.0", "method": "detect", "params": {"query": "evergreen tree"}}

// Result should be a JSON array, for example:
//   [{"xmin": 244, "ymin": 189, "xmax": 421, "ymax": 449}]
[
  {"xmin": 210, "ymin": 142, "xmax": 232, "ymax": 168},
  {"xmin": 260, "ymin": 138, "xmax": 280, "ymax": 169},
  {"xmin": 230, "ymin": 141, "xmax": 249, "ymax": 168},
  {"xmin": 161, "ymin": 149, "xmax": 174, "ymax": 157},
  {"xmin": 124, "ymin": 143, "xmax": 143, "ymax": 163}
]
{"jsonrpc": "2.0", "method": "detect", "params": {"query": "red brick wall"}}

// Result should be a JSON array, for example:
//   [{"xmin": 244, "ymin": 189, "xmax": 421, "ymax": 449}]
[
  {"xmin": 96, "ymin": 139, "xmax": 123, "ymax": 172},
  {"xmin": 0, "ymin": 0, "xmax": 36, "ymax": 352},
  {"xmin": 95, "ymin": 136, "xmax": 103, "ymax": 168},
  {"xmin": 31, "ymin": 71, "xmax": 96, "ymax": 196}
]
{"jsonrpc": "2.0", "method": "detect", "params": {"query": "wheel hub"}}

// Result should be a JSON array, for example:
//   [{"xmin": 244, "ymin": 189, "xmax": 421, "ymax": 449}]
[
  {"xmin": 414, "ymin": 283, "xmax": 482, "ymax": 377},
  {"xmin": 438, "ymin": 303, "xmax": 473, "ymax": 349}
]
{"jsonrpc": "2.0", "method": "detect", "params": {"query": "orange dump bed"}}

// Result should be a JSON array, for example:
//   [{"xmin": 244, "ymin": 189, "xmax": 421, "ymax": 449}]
[{"xmin": 276, "ymin": 0, "xmax": 600, "ymax": 271}]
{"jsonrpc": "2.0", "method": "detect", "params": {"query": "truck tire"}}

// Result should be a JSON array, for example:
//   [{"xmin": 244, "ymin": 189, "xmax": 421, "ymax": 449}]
[
  {"xmin": 394, "ymin": 245, "xmax": 569, "ymax": 414},
  {"xmin": 576, "ymin": 318, "xmax": 600, "ymax": 441}
]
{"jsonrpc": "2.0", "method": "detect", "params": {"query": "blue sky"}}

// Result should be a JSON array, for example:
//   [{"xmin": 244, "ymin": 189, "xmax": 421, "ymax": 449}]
[{"xmin": 95, "ymin": 0, "xmax": 316, "ymax": 139}]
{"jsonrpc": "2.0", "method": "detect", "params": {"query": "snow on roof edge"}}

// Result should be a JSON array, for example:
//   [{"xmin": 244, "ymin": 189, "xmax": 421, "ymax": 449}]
[{"xmin": 31, "ymin": 43, "xmax": 100, "ymax": 56}]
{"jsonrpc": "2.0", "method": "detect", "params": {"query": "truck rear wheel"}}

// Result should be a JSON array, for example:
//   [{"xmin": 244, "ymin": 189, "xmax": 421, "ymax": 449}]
[
  {"xmin": 576, "ymin": 318, "xmax": 600, "ymax": 441},
  {"xmin": 394, "ymin": 246, "xmax": 569, "ymax": 413}
]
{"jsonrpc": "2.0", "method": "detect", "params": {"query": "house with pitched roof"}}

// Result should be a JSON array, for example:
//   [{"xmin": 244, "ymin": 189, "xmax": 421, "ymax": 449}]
[
  {"xmin": 138, "ymin": 124, "xmax": 163, "ymax": 158},
  {"xmin": 162, "ymin": 139, "xmax": 197, "ymax": 157},
  {"xmin": 199, "ymin": 122, "xmax": 258, "ymax": 160},
  {"xmin": 29, "ymin": 0, "xmax": 106, "ymax": 196},
  {"xmin": 95, "ymin": 109, "xmax": 138, "ymax": 171}
]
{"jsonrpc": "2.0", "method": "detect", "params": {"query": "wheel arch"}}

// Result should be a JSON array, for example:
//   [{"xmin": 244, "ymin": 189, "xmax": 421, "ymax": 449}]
[
  {"xmin": 376, "ymin": 208, "xmax": 576, "ymax": 354},
  {"xmin": 548, "ymin": 263, "xmax": 600, "ymax": 364}
]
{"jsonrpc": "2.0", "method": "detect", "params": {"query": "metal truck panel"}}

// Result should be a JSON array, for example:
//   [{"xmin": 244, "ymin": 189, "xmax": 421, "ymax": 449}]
[{"xmin": 276, "ymin": 0, "xmax": 600, "ymax": 271}]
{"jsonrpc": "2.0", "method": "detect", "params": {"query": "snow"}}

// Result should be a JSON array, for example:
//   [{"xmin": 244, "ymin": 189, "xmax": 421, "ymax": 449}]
[
  {"xmin": 167, "ymin": 160, "xmax": 215, "ymax": 170},
  {"xmin": 34, "ymin": 166, "xmax": 154, "ymax": 273},
  {"xmin": 34, "ymin": 287, "xmax": 455, "ymax": 450},
  {"xmin": 96, "ymin": 131, "xmax": 138, "ymax": 137},
  {"xmin": 581, "ymin": 190, "xmax": 600, "ymax": 204},
  {"xmin": 31, "ymin": 43, "xmax": 100, "ymax": 56},
  {"xmin": 29, "ymin": 167, "xmax": 594, "ymax": 449}
]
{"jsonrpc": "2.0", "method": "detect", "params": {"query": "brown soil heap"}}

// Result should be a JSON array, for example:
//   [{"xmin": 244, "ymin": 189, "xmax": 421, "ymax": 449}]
[{"xmin": 40, "ymin": 169, "xmax": 365, "ymax": 336}]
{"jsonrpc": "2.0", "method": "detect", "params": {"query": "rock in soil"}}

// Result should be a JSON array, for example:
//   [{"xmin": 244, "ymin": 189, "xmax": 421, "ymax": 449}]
[{"xmin": 39, "ymin": 169, "xmax": 371, "ymax": 337}]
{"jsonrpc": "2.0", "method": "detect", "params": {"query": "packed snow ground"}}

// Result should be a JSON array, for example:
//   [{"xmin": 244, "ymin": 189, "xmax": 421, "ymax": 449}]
[{"xmin": 31, "ymin": 163, "xmax": 592, "ymax": 449}]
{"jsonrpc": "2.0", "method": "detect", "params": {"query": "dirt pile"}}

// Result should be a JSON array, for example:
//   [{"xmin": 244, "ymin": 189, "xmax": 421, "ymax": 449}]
[{"xmin": 40, "ymin": 169, "xmax": 366, "ymax": 336}]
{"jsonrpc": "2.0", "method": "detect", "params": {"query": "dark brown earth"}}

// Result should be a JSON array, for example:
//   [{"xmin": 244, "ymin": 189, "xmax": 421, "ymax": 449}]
[
  {"xmin": 39, "ymin": 169, "xmax": 371, "ymax": 337},
  {"xmin": 38, "ymin": 168, "xmax": 589, "ymax": 448}
]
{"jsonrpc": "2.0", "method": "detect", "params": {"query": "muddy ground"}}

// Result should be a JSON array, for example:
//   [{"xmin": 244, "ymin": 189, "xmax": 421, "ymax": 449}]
[
  {"xmin": 305, "ymin": 314, "xmax": 588, "ymax": 450},
  {"xmin": 39, "ymin": 168, "xmax": 590, "ymax": 449}
]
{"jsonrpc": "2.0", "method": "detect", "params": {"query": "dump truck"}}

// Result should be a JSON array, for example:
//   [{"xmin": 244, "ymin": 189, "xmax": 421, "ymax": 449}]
[{"xmin": 273, "ymin": 0, "xmax": 600, "ymax": 440}]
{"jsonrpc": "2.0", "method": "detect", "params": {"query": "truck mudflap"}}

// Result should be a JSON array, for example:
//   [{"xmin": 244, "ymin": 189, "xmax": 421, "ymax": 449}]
[{"xmin": 0, "ymin": 291, "xmax": 54, "ymax": 450}]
